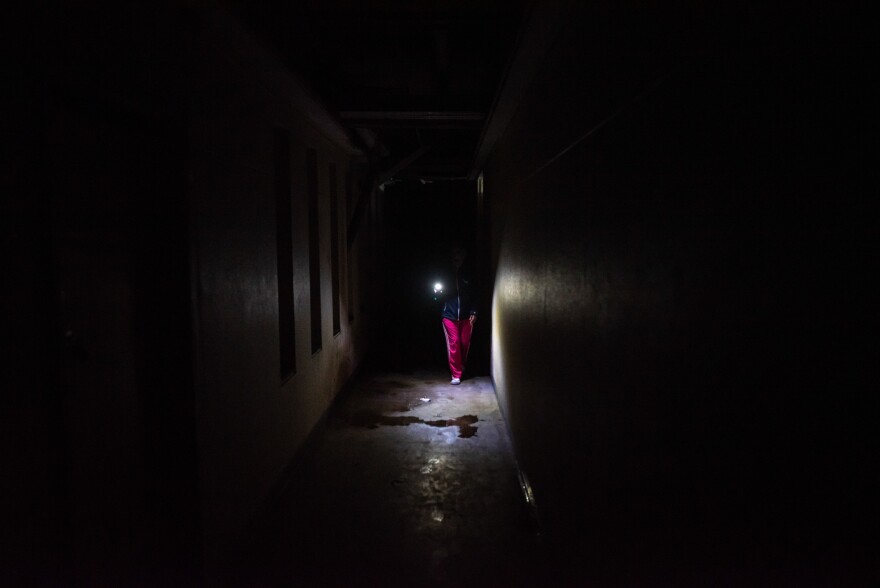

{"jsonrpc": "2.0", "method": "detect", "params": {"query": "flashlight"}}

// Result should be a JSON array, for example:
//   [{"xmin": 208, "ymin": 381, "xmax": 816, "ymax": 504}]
[{"xmin": 432, "ymin": 282, "xmax": 444, "ymax": 302}]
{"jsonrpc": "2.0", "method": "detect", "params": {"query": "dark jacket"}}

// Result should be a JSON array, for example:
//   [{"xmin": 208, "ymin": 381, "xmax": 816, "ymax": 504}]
[{"xmin": 436, "ymin": 267, "xmax": 477, "ymax": 321}]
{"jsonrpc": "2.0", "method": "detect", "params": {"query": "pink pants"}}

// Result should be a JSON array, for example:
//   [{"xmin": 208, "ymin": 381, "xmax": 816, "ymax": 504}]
[{"xmin": 442, "ymin": 318, "xmax": 473, "ymax": 379}]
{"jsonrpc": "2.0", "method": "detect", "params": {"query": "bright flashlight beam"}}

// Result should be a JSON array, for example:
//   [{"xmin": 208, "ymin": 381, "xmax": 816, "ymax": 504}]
[{"xmin": 434, "ymin": 283, "xmax": 443, "ymax": 292}]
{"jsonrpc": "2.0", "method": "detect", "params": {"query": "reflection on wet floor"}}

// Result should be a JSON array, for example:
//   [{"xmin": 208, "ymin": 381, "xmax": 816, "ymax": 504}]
[
  {"xmin": 350, "ymin": 411, "xmax": 480, "ymax": 438},
  {"xmin": 233, "ymin": 371, "xmax": 541, "ymax": 587}
]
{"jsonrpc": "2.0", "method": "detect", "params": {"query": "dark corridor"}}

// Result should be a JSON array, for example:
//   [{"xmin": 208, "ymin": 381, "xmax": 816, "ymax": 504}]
[
  {"xmin": 379, "ymin": 180, "xmax": 489, "ymax": 376},
  {"xmin": 5, "ymin": 2, "xmax": 877, "ymax": 586}
]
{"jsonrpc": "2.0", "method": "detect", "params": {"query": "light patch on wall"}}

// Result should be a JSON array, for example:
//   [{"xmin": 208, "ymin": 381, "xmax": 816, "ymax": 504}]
[
  {"xmin": 491, "ymin": 277, "xmax": 508, "ymax": 415},
  {"xmin": 495, "ymin": 258, "xmax": 541, "ymax": 316},
  {"xmin": 491, "ymin": 291, "xmax": 503, "ymax": 376}
]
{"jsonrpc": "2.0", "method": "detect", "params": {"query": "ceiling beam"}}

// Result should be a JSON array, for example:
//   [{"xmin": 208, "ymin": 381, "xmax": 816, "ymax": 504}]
[{"xmin": 340, "ymin": 111, "xmax": 485, "ymax": 129}]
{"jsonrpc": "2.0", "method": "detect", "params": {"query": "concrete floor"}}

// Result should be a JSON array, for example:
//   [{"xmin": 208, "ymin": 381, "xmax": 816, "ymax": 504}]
[{"xmin": 232, "ymin": 371, "xmax": 543, "ymax": 587}]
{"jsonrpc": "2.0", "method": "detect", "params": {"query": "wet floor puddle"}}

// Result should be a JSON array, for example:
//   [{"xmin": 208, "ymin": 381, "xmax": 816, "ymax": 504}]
[{"xmin": 351, "ymin": 412, "xmax": 479, "ymax": 438}]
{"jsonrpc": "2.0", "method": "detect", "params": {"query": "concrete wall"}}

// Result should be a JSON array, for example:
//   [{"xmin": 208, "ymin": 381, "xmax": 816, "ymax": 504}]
[
  {"xmin": 8, "ymin": 5, "xmax": 379, "ymax": 585},
  {"xmin": 486, "ymin": 4, "xmax": 875, "ymax": 584}
]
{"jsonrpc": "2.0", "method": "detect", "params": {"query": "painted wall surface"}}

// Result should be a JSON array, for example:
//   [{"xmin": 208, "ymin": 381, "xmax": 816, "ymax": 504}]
[
  {"xmin": 9, "ymin": 6, "xmax": 200, "ymax": 586},
  {"xmin": 10, "ymin": 6, "xmax": 379, "ymax": 585},
  {"xmin": 185, "ymin": 11, "xmax": 375, "ymax": 580},
  {"xmin": 486, "ymin": 5, "xmax": 875, "ymax": 584}
]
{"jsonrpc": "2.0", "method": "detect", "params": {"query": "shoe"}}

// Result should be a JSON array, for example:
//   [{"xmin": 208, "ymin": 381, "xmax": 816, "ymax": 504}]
[{"xmin": 450, "ymin": 378, "xmax": 461, "ymax": 385}]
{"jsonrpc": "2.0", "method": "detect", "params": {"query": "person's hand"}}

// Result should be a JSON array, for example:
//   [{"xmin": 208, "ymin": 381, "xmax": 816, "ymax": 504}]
[{"xmin": 469, "ymin": 314, "xmax": 477, "ymax": 326}]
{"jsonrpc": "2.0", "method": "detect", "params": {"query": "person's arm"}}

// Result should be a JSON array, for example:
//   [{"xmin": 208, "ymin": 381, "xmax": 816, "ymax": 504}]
[{"xmin": 468, "ymin": 278, "xmax": 478, "ymax": 324}]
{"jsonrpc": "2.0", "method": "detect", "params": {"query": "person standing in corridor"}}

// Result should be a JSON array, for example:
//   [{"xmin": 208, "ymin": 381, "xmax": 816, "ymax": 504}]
[{"xmin": 435, "ymin": 246, "xmax": 477, "ymax": 385}]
